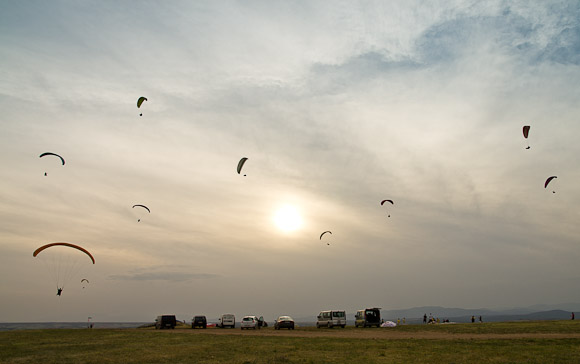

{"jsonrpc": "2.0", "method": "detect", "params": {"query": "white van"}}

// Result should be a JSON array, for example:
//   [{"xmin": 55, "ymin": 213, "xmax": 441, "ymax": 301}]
[
  {"xmin": 217, "ymin": 313, "xmax": 236, "ymax": 328},
  {"xmin": 316, "ymin": 310, "xmax": 346, "ymax": 328}
]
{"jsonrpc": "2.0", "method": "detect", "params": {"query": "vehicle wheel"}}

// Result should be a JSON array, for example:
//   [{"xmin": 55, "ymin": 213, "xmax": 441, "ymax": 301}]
[
  {"xmin": 328, "ymin": 322, "xmax": 332, "ymax": 328},
  {"xmin": 341, "ymin": 325, "xmax": 345, "ymax": 328},
  {"xmin": 291, "ymin": 326, "xmax": 294, "ymax": 330},
  {"xmin": 316, "ymin": 323, "xmax": 320, "ymax": 328}
]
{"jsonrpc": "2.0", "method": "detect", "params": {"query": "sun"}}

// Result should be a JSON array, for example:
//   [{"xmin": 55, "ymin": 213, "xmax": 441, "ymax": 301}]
[{"xmin": 273, "ymin": 205, "xmax": 303, "ymax": 232}]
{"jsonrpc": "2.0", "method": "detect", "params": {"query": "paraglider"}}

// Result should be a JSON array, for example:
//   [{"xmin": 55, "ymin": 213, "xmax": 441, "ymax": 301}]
[
  {"xmin": 81, "ymin": 278, "xmax": 89, "ymax": 289},
  {"xmin": 39, "ymin": 152, "xmax": 65, "ymax": 176},
  {"xmin": 33, "ymin": 242, "xmax": 95, "ymax": 296},
  {"xmin": 137, "ymin": 96, "xmax": 147, "ymax": 116},
  {"xmin": 320, "ymin": 231, "xmax": 332, "ymax": 245},
  {"xmin": 132, "ymin": 204, "xmax": 150, "ymax": 222},
  {"xmin": 381, "ymin": 199, "xmax": 394, "ymax": 217},
  {"xmin": 523, "ymin": 125, "xmax": 531, "ymax": 149},
  {"xmin": 237, "ymin": 157, "xmax": 248, "ymax": 176},
  {"xmin": 544, "ymin": 176, "xmax": 557, "ymax": 193}
]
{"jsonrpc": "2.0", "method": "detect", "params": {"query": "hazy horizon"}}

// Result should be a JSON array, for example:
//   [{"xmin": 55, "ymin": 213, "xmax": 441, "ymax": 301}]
[{"xmin": 1, "ymin": 1, "xmax": 579, "ymax": 322}]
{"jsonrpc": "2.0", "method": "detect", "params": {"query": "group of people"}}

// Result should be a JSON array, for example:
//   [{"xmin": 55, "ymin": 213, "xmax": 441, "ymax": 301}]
[{"xmin": 421, "ymin": 313, "xmax": 480, "ymax": 324}]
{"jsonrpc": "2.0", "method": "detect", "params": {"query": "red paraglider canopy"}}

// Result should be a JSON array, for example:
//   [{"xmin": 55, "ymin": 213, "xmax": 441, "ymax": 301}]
[{"xmin": 33, "ymin": 242, "xmax": 95, "ymax": 264}]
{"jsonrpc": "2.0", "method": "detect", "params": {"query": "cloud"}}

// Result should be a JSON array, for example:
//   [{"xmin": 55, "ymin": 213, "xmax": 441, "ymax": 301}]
[{"xmin": 109, "ymin": 271, "xmax": 220, "ymax": 282}]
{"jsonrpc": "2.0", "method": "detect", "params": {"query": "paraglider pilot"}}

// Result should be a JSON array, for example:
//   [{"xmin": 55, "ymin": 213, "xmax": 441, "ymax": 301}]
[{"xmin": 57, "ymin": 287, "xmax": 63, "ymax": 296}]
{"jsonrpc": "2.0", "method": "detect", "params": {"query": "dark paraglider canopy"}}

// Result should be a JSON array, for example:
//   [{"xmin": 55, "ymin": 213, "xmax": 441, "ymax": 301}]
[
  {"xmin": 132, "ymin": 204, "xmax": 151, "ymax": 222},
  {"xmin": 39, "ymin": 152, "xmax": 65, "ymax": 165},
  {"xmin": 523, "ymin": 125, "xmax": 531, "ymax": 149},
  {"xmin": 320, "ymin": 231, "xmax": 332, "ymax": 245},
  {"xmin": 132, "ymin": 204, "xmax": 151, "ymax": 213},
  {"xmin": 523, "ymin": 125, "xmax": 530, "ymax": 139},
  {"xmin": 40, "ymin": 152, "xmax": 65, "ymax": 175},
  {"xmin": 137, "ymin": 96, "xmax": 147, "ymax": 116},
  {"xmin": 237, "ymin": 157, "xmax": 248, "ymax": 176},
  {"xmin": 319, "ymin": 231, "xmax": 332, "ymax": 240},
  {"xmin": 545, "ymin": 176, "xmax": 557, "ymax": 193},
  {"xmin": 381, "ymin": 200, "xmax": 394, "ymax": 217}
]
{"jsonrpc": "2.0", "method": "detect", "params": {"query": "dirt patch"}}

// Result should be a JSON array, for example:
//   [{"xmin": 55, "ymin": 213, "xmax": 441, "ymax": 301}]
[{"xmin": 171, "ymin": 328, "xmax": 580, "ymax": 340}]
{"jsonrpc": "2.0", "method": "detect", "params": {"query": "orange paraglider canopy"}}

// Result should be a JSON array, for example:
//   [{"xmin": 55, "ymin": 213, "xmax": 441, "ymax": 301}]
[{"xmin": 33, "ymin": 242, "xmax": 95, "ymax": 264}]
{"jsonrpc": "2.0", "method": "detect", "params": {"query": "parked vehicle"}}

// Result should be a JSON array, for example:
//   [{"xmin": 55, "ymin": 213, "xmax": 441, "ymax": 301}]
[
  {"xmin": 316, "ymin": 310, "xmax": 346, "ymax": 328},
  {"xmin": 155, "ymin": 315, "xmax": 177, "ymax": 329},
  {"xmin": 354, "ymin": 308, "xmax": 381, "ymax": 328},
  {"xmin": 240, "ymin": 315, "xmax": 260, "ymax": 330},
  {"xmin": 192, "ymin": 315, "xmax": 207, "ymax": 329},
  {"xmin": 217, "ymin": 313, "xmax": 236, "ymax": 328},
  {"xmin": 274, "ymin": 316, "xmax": 295, "ymax": 330}
]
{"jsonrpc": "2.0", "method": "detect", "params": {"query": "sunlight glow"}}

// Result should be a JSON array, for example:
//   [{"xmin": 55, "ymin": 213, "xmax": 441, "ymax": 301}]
[{"xmin": 273, "ymin": 205, "xmax": 302, "ymax": 232}]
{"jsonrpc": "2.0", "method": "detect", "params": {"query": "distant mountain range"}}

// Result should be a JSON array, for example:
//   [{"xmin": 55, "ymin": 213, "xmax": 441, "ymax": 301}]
[{"xmin": 291, "ymin": 303, "xmax": 580, "ymax": 325}]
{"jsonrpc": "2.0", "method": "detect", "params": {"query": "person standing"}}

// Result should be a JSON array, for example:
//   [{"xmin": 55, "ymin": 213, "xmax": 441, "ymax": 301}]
[
  {"xmin": 471, "ymin": 315, "xmax": 475, "ymax": 323},
  {"xmin": 423, "ymin": 314, "xmax": 427, "ymax": 324},
  {"xmin": 479, "ymin": 315, "xmax": 483, "ymax": 323},
  {"xmin": 572, "ymin": 312, "xmax": 575, "ymax": 320}
]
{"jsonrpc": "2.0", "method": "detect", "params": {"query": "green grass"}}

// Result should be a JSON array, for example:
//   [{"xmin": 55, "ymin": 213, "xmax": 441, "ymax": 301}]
[{"xmin": 1, "ymin": 320, "xmax": 579, "ymax": 364}]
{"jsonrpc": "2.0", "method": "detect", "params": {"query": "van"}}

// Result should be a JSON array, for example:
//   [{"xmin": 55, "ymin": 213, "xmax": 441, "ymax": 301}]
[
  {"xmin": 354, "ymin": 308, "xmax": 381, "ymax": 328},
  {"xmin": 192, "ymin": 315, "xmax": 207, "ymax": 329},
  {"xmin": 217, "ymin": 313, "xmax": 236, "ymax": 328},
  {"xmin": 316, "ymin": 310, "xmax": 346, "ymax": 328},
  {"xmin": 155, "ymin": 315, "xmax": 177, "ymax": 329}
]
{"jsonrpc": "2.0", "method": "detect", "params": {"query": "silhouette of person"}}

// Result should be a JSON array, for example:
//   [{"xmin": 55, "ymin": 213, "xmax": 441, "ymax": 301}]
[{"xmin": 56, "ymin": 288, "xmax": 63, "ymax": 296}]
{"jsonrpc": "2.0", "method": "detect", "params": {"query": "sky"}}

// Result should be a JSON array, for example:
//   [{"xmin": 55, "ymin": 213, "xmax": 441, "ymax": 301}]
[{"xmin": 1, "ymin": 0, "xmax": 580, "ymax": 323}]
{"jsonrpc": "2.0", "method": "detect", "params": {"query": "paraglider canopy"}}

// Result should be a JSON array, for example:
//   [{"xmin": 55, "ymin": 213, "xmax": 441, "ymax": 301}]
[
  {"xmin": 33, "ymin": 242, "xmax": 95, "ymax": 264},
  {"xmin": 320, "ymin": 231, "xmax": 332, "ymax": 245},
  {"xmin": 39, "ymin": 152, "xmax": 65, "ymax": 165},
  {"xmin": 545, "ymin": 176, "xmax": 557, "ymax": 193},
  {"xmin": 381, "ymin": 199, "xmax": 394, "ymax": 217},
  {"xmin": 523, "ymin": 125, "xmax": 530, "ymax": 139},
  {"xmin": 132, "ymin": 204, "xmax": 151, "ymax": 213},
  {"xmin": 523, "ymin": 125, "xmax": 531, "ymax": 149},
  {"xmin": 137, "ymin": 97, "xmax": 147, "ymax": 116},
  {"xmin": 132, "ymin": 204, "xmax": 150, "ymax": 222},
  {"xmin": 33, "ymin": 242, "xmax": 94, "ymax": 296},
  {"xmin": 319, "ymin": 231, "xmax": 332, "ymax": 240},
  {"xmin": 39, "ymin": 152, "xmax": 65, "ymax": 176},
  {"xmin": 237, "ymin": 157, "xmax": 248, "ymax": 176}
]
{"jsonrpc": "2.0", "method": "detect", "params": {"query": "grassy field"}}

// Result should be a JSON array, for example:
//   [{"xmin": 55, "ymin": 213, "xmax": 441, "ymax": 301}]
[{"xmin": 2, "ymin": 320, "xmax": 579, "ymax": 364}]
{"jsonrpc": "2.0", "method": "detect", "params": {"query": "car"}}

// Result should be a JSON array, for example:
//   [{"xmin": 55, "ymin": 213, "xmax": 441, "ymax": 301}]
[
  {"xmin": 217, "ymin": 313, "xmax": 236, "ymax": 328},
  {"xmin": 192, "ymin": 315, "xmax": 207, "ymax": 329},
  {"xmin": 355, "ymin": 308, "xmax": 381, "ymax": 328},
  {"xmin": 155, "ymin": 315, "xmax": 177, "ymax": 329},
  {"xmin": 316, "ymin": 310, "xmax": 346, "ymax": 328},
  {"xmin": 274, "ymin": 315, "xmax": 295, "ymax": 330},
  {"xmin": 240, "ymin": 315, "xmax": 260, "ymax": 330}
]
